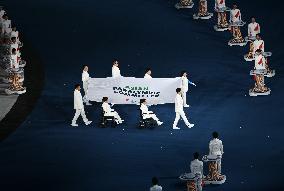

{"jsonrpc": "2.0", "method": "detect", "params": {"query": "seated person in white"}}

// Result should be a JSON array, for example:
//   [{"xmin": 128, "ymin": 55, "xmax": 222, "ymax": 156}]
[
  {"xmin": 10, "ymin": 48, "xmax": 19, "ymax": 69},
  {"xmin": 10, "ymin": 27, "xmax": 22, "ymax": 45},
  {"xmin": 71, "ymin": 84, "xmax": 92, "ymax": 127},
  {"xmin": 253, "ymin": 34, "xmax": 264, "ymax": 54},
  {"xmin": 248, "ymin": 17, "xmax": 260, "ymax": 39},
  {"xmin": 150, "ymin": 177, "xmax": 162, "ymax": 191},
  {"xmin": 230, "ymin": 4, "xmax": 241, "ymax": 23},
  {"xmin": 140, "ymin": 99, "xmax": 163, "ymax": 126},
  {"xmin": 1, "ymin": 14, "xmax": 11, "ymax": 34},
  {"xmin": 112, "ymin": 60, "xmax": 122, "ymax": 78},
  {"xmin": 215, "ymin": 0, "xmax": 226, "ymax": 11},
  {"xmin": 144, "ymin": 68, "xmax": 152, "ymax": 79},
  {"xmin": 254, "ymin": 49, "xmax": 266, "ymax": 70},
  {"xmin": 102, "ymin": 97, "xmax": 123, "ymax": 124},
  {"xmin": 10, "ymin": 37, "xmax": 21, "ymax": 56},
  {"xmin": 190, "ymin": 152, "xmax": 204, "ymax": 191},
  {"xmin": 209, "ymin": 131, "xmax": 224, "ymax": 173}
]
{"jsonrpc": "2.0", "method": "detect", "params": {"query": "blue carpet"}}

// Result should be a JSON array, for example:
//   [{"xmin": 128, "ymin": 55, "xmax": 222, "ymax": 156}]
[{"xmin": 1, "ymin": 0, "xmax": 284, "ymax": 190}]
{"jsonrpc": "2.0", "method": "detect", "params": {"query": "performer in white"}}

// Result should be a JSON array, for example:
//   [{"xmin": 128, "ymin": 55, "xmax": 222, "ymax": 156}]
[
  {"xmin": 71, "ymin": 84, "xmax": 92, "ymax": 127},
  {"xmin": 102, "ymin": 97, "xmax": 123, "ymax": 124},
  {"xmin": 1, "ymin": 14, "xmax": 11, "ymax": 34},
  {"xmin": 180, "ymin": 71, "xmax": 196, "ymax": 107},
  {"xmin": 173, "ymin": 88, "xmax": 194, "ymax": 129},
  {"xmin": 229, "ymin": 4, "xmax": 241, "ymax": 23},
  {"xmin": 253, "ymin": 34, "xmax": 264, "ymax": 54},
  {"xmin": 190, "ymin": 152, "xmax": 204, "ymax": 191},
  {"xmin": 254, "ymin": 49, "xmax": 266, "ymax": 70},
  {"xmin": 82, "ymin": 65, "xmax": 92, "ymax": 105},
  {"xmin": 140, "ymin": 99, "xmax": 163, "ymax": 125},
  {"xmin": 150, "ymin": 177, "xmax": 163, "ymax": 191},
  {"xmin": 248, "ymin": 18, "xmax": 260, "ymax": 39},
  {"xmin": 144, "ymin": 68, "xmax": 152, "ymax": 79},
  {"xmin": 215, "ymin": 0, "xmax": 226, "ymax": 10},
  {"xmin": 209, "ymin": 132, "xmax": 224, "ymax": 173},
  {"xmin": 112, "ymin": 60, "xmax": 122, "ymax": 78},
  {"xmin": 10, "ymin": 48, "xmax": 19, "ymax": 69}
]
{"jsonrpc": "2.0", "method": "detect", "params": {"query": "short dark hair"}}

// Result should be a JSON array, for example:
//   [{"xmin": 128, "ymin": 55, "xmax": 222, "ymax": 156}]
[
  {"xmin": 140, "ymin": 99, "xmax": 146, "ymax": 104},
  {"xmin": 11, "ymin": 48, "xmax": 17, "ymax": 53},
  {"xmin": 180, "ymin": 71, "xmax": 187, "ymax": 77},
  {"xmin": 102, "ymin": 97, "xmax": 108, "ymax": 102},
  {"xmin": 74, "ymin": 84, "xmax": 80, "ymax": 89},
  {"xmin": 145, "ymin": 68, "xmax": 151, "ymax": 73},
  {"xmin": 176, "ymin": 88, "xmax": 181, "ymax": 93},
  {"xmin": 193, "ymin": 152, "xmax": 199, "ymax": 159},
  {"xmin": 113, "ymin": 60, "xmax": 118, "ymax": 65},
  {"xmin": 152, "ymin": 177, "xmax": 158, "ymax": 185},
  {"xmin": 212, "ymin": 131, "xmax": 219, "ymax": 138},
  {"xmin": 11, "ymin": 37, "xmax": 16, "ymax": 41},
  {"xmin": 83, "ymin": 65, "xmax": 88, "ymax": 69}
]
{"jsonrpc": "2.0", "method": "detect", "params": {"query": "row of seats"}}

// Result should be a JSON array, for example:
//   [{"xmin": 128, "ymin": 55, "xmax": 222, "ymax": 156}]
[{"xmin": 0, "ymin": 6, "xmax": 26, "ymax": 95}]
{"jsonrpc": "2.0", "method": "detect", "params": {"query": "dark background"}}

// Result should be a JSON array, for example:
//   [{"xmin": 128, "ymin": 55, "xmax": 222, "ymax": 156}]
[{"xmin": 0, "ymin": 0, "xmax": 283, "ymax": 190}]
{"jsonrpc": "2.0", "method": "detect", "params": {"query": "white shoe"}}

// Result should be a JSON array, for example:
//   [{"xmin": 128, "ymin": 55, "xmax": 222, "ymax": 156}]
[
  {"xmin": 187, "ymin": 123, "xmax": 194, "ymax": 128},
  {"xmin": 173, "ymin": 125, "xmax": 180, "ymax": 129},
  {"xmin": 157, "ymin": 121, "xmax": 163, "ymax": 126},
  {"xmin": 85, "ymin": 121, "xmax": 92, "ymax": 125},
  {"xmin": 184, "ymin": 104, "xmax": 190, "ymax": 108},
  {"xmin": 71, "ymin": 123, "xmax": 78, "ymax": 127},
  {"xmin": 86, "ymin": 102, "xmax": 92, "ymax": 106}
]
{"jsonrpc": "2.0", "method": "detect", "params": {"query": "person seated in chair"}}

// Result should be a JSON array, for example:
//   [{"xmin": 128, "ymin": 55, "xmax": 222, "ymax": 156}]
[
  {"xmin": 140, "ymin": 99, "xmax": 163, "ymax": 126},
  {"xmin": 230, "ymin": 4, "xmax": 242, "ymax": 24},
  {"xmin": 102, "ymin": 97, "xmax": 123, "ymax": 124},
  {"xmin": 144, "ymin": 68, "xmax": 152, "ymax": 79},
  {"xmin": 209, "ymin": 132, "xmax": 224, "ymax": 173},
  {"xmin": 248, "ymin": 17, "xmax": 260, "ymax": 39},
  {"xmin": 190, "ymin": 152, "xmax": 204, "ymax": 191}
]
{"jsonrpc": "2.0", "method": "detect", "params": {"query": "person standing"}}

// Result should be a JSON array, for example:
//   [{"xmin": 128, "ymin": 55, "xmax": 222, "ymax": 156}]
[
  {"xmin": 173, "ymin": 88, "xmax": 194, "ymax": 129},
  {"xmin": 112, "ymin": 60, "xmax": 122, "ymax": 78},
  {"xmin": 248, "ymin": 17, "xmax": 260, "ymax": 39},
  {"xmin": 82, "ymin": 65, "xmax": 91, "ymax": 105},
  {"xmin": 209, "ymin": 132, "xmax": 224, "ymax": 173},
  {"xmin": 71, "ymin": 84, "xmax": 92, "ymax": 127},
  {"xmin": 180, "ymin": 71, "xmax": 196, "ymax": 107},
  {"xmin": 190, "ymin": 152, "xmax": 204, "ymax": 191}
]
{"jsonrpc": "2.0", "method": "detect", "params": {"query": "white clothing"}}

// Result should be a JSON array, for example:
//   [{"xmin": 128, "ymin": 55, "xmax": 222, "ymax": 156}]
[
  {"xmin": 230, "ymin": 8, "xmax": 241, "ymax": 23},
  {"xmin": 82, "ymin": 71, "xmax": 90, "ymax": 102},
  {"xmin": 144, "ymin": 73, "xmax": 152, "ymax": 79},
  {"xmin": 209, "ymin": 138, "xmax": 224, "ymax": 156},
  {"xmin": 150, "ymin": 185, "xmax": 163, "ymax": 191},
  {"xmin": 72, "ymin": 108, "xmax": 88, "ymax": 124},
  {"xmin": 173, "ymin": 94, "xmax": 191, "ymax": 126},
  {"xmin": 255, "ymin": 54, "xmax": 266, "ymax": 70},
  {"xmin": 248, "ymin": 22, "xmax": 260, "ymax": 37},
  {"xmin": 102, "ymin": 102, "xmax": 122, "ymax": 122},
  {"xmin": 10, "ymin": 54, "xmax": 18, "ymax": 69},
  {"xmin": 10, "ymin": 31, "xmax": 19, "ymax": 38},
  {"xmin": 181, "ymin": 76, "xmax": 189, "ymax": 106},
  {"xmin": 2, "ymin": 19, "xmax": 11, "ymax": 33},
  {"xmin": 215, "ymin": 0, "xmax": 226, "ymax": 10},
  {"xmin": 140, "ymin": 103, "xmax": 160, "ymax": 122},
  {"xmin": 0, "ymin": 10, "xmax": 5, "ymax": 18},
  {"xmin": 253, "ymin": 39, "xmax": 264, "ymax": 53},
  {"xmin": 190, "ymin": 159, "xmax": 203, "ymax": 175},
  {"xmin": 112, "ymin": 66, "xmax": 121, "ymax": 77},
  {"xmin": 74, "ymin": 89, "xmax": 84, "ymax": 110}
]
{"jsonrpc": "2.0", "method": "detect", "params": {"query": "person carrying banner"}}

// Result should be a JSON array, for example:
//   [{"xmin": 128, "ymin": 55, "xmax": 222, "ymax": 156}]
[
  {"xmin": 144, "ymin": 68, "xmax": 152, "ymax": 79},
  {"xmin": 180, "ymin": 71, "xmax": 196, "ymax": 107},
  {"xmin": 82, "ymin": 65, "xmax": 92, "ymax": 105},
  {"xmin": 112, "ymin": 60, "xmax": 122, "ymax": 78}
]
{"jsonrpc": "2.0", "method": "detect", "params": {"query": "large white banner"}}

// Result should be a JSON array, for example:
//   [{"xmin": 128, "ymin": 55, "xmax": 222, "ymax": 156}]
[{"xmin": 87, "ymin": 77, "xmax": 182, "ymax": 104}]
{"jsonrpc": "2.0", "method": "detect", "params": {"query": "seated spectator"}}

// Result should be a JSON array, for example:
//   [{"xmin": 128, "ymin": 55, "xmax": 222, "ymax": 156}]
[{"xmin": 150, "ymin": 177, "xmax": 162, "ymax": 191}]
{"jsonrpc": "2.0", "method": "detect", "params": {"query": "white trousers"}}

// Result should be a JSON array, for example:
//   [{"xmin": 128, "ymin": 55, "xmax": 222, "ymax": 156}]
[
  {"xmin": 105, "ymin": 111, "xmax": 122, "ymax": 123},
  {"xmin": 173, "ymin": 110, "xmax": 190, "ymax": 126},
  {"xmin": 72, "ymin": 108, "xmax": 88, "ymax": 124},
  {"xmin": 143, "ymin": 113, "xmax": 160, "ymax": 122},
  {"xmin": 82, "ymin": 81, "xmax": 89, "ymax": 102},
  {"xmin": 182, "ymin": 91, "xmax": 187, "ymax": 106}
]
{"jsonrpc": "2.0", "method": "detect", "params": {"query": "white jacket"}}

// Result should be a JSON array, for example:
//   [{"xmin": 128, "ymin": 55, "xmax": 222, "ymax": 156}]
[
  {"xmin": 248, "ymin": 22, "xmax": 260, "ymax": 37},
  {"xmin": 254, "ymin": 54, "xmax": 266, "ymax": 70},
  {"xmin": 82, "ymin": 71, "xmax": 89, "ymax": 82},
  {"xmin": 209, "ymin": 138, "xmax": 224, "ymax": 156},
  {"xmin": 150, "ymin": 185, "xmax": 163, "ymax": 191},
  {"xmin": 102, "ymin": 102, "xmax": 113, "ymax": 115},
  {"xmin": 181, "ymin": 76, "xmax": 188, "ymax": 92},
  {"xmin": 112, "ymin": 66, "xmax": 121, "ymax": 77},
  {"xmin": 175, "ymin": 94, "xmax": 184, "ymax": 112},
  {"xmin": 253, "ymin": 39, "xmax": 264, "ymax": 53},
  {"xmin": 74, "ymin": 89, "xmax": 84, "ymax": 109},
  {"xmin": 190, "ymin": 159, "xmax": 203, "ymax": 175},
  {"xmin": 144, "ymin": 73, "xmax": 152, "ymax": 79},
  {"xmin": 10, "ymin": 54, "xmax": 18, "ymax": 68},
  {"xmin": 140, "ymin": 103, "xmax": 151, "ymax": 114},
  {"xmin": 215, "ymin": 0, "xmax": 226, "ymax": 10},
  {"xmin": 230, "ymin": 9, "xmax": 241, "ymax": 23}
]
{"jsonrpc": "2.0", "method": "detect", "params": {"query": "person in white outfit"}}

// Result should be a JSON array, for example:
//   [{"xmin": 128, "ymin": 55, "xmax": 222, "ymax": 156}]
[
  {"xmin": 209, "ymin": 132, "xmax": 224, "ymax": 173},
  {"xmin": 173, "ymin": 88, "xmax": 194, "ymax": 129},
  {"xmin": 230, "ymin": 4, "xmax": 242, "ymax": 23},
  {"xmin": 150, "ymin": 177, "xmax": 162, "ymax": 191},
  {"xmin": 140, "ymin": 99, "xmax": 163, "ymax": 126},
  {"xmin": 190, "ymin": 152, "xmax": 204, "ymax": 191},
  {"xmin": 180, "ymin": 71, "xmax": 196, "ymax": 107},
  {"xmin": 1, "ymin": 14, "xmax": 11, "ymax": 34},
  {"xmin": 253, "ymin": 34, "xmax": 264, "ymax": 54},
  {"xmin": 112, "ymin": 60, "xmax": 122, "ymax": 78},
  {"xmin": 144, "ymin": 68, "xmax": 152, "ymax": 79},
  {"xmin": 82, "ymin": 65, "xmax": 92, "ymax": 105},
  {"xmin": 71, "ymin": 84, "xmax": 92, "ymax": 127},
  {"xmin": 102, "ymin": 97, "xmax": 123, "ymax": 124},
  {"xmin": 248, "ymin": 17, "xmax": 260, "ymax": 39}
]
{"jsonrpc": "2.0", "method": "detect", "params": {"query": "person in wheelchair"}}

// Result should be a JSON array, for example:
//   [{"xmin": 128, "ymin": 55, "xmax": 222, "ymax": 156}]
[
  {"xmin": 102, "ymin": 97, "xmax": 123, "ymax": 124},
  {"xmin": 140, "ymin": 99, "xmax": 163, "ymax": 126}
]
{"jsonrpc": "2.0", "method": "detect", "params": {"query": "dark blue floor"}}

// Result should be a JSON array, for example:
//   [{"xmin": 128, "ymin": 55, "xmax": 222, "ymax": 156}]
[{"xmin": 1, "ymin": 0, "xmax": 284, "ymax": 190}]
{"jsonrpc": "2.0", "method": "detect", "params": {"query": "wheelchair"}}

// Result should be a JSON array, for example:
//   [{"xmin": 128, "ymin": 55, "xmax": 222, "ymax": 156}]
[
  {"xmin": 100, "ymin": 109, "xmax": 117, "ymax": 128},
  {"xmin": 138, "ymin": 110, "xmax": 157, "ymax": 128}
]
